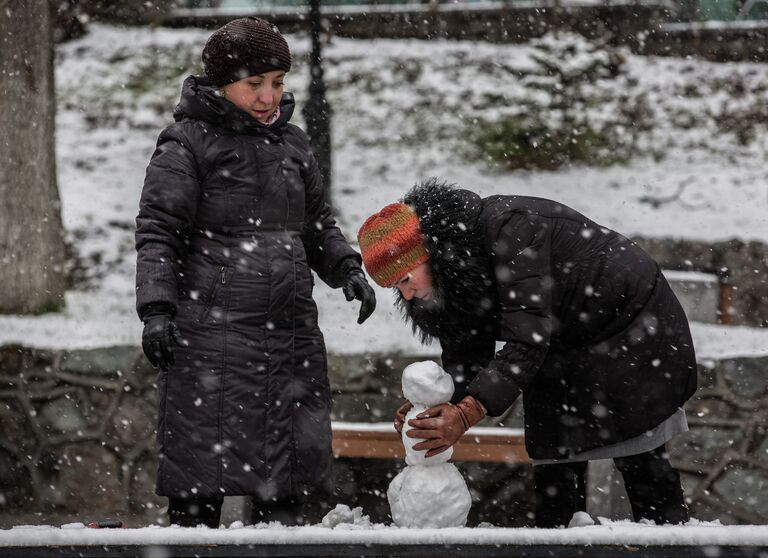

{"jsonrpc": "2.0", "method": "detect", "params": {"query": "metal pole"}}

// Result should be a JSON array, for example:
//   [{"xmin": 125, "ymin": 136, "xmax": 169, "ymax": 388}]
[{"xmin": 303, "ymin": 0, "xmax": 332, "ymax": 206}]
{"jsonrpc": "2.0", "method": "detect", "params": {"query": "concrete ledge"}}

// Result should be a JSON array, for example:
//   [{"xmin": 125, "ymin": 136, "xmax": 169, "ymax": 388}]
[
  {"xmin": 4, "ymin": 522, "xmax": 768, "ymax": 557},
  {"xmin": 2, "ymin": 543, "xmax": 768, "ymax": 558}
]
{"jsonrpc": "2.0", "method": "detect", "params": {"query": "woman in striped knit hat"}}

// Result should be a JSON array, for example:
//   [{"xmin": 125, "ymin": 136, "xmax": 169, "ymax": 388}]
[{"xmin": 357, "ymin": 178, "xmax": 696, "ymax": 528}]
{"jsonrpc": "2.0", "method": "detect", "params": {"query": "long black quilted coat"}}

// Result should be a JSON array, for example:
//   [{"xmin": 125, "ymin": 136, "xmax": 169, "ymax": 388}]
[
  {"xmin": 135, "ymin": 75, "xmax": 359, "ymax": 501},
  {"xmin": 400, "ymin": 180, "xmax": 697, "ymax": 460}
]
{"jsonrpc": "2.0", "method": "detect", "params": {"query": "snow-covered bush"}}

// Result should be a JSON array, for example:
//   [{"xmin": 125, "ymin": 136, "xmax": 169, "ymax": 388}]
[
  {"xmin": 713, "ymin": 83, "xmax": 768, "ymax": 146},
  {"xmin": 467, "ymin": 115, "xmax": 624, "ymax": 170},
  {"xmin": 465, "ymin": 32, "xmax": 653, "ymax": 170}
]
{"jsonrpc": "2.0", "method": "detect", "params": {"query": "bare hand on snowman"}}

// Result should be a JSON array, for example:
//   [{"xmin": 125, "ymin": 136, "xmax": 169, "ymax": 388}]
[
  {"xmin": 394, "ymin": 400, "xmax": 413, "ymax": 434},
  {"xmin": 405, "ymin": 396, "xmax": 486, "ymax": 457}
]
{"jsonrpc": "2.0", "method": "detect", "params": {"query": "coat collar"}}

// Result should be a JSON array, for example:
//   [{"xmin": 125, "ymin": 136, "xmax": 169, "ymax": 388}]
[{"xmin": 173, "ymin": 75, "xmax": 295, "ymax": 139}]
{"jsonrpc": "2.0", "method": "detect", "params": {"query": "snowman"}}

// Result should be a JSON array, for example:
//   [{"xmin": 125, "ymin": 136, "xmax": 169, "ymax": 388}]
[{"xmin": 387, "ymin": 361, "xmax": 472, "ymax": 528}]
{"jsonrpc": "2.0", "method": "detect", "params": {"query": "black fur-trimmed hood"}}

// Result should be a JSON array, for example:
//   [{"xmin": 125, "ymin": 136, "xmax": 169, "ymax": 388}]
[{"xmin": 397, "ymin": 178, "xmax": 498, "ymax": 344}]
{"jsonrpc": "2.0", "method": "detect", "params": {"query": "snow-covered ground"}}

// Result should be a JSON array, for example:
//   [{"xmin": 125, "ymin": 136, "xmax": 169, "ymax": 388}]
[
  {"xmin": 2, "ymin": 516, "xmax": 768, "ymax": 547},
  {"xmin": 0, "ymin": 23, "xmax": 766, "ymax": 357}
]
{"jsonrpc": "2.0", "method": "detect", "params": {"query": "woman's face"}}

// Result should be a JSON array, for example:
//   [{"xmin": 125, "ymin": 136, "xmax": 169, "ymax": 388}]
[
  {"xmin": 394, "ymin": 262, "xmax": 433, "ymax": 301},
  {"xmin": 221, "ymin": 70, "xmax": 285, "ymax": 123}
]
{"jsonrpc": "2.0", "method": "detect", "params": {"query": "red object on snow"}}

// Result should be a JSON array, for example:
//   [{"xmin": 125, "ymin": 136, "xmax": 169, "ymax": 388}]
[{"xmin": 87, "ymin": 519, "xmax": 125, "ymax": 528}]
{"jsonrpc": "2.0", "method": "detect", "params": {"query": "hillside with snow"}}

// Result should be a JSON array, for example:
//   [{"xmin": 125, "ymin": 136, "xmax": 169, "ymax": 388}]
[{"xmin": 0, "ymin": 23, "xmax": 766, "ymax": 353}]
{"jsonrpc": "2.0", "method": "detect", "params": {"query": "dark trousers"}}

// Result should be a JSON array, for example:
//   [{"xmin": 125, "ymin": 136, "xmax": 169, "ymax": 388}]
[
  {"xmin": 168, "ymin": 496, "xmax": 305, "ymax": 528},
  {"xmin": 168, "ymin": 496, "xmax": 223, "ymax": 528},
  {"xmin": 249, "ymin": 499, "xmax": 305, "ymax": 526},
  {"xmin": 533, "ymin": 444, "xmax": 688, "ymax": 527}
]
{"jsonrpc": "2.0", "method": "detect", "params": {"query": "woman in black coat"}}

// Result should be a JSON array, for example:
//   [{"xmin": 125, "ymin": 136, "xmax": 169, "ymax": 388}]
[
  {"xmin": 135, "ymin": 18, "xmax": 376, "ymax": 527},
  {"xmin": 358, "ymin": 178, "xmax": 696, "ymax": 527}
]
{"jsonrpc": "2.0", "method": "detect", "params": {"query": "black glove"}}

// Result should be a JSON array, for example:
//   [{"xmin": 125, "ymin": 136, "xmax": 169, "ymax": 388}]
[
  {"xmin": 141, "ymin": 305, "xmax": 186, "ymax": 371},
  {"xmin": 333, "ymin": 257, "xmax": 376, "ymax": 324},
  {"xmin": 343, "ymin": 270, "xmax": 377, "ymax": 324}
]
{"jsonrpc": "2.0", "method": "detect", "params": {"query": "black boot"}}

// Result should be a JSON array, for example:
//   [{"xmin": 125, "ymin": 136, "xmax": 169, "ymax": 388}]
[
  {"xmin": 614, "ymin": 444, "xmax": 689, "ymax": 524},
  {"xmin": 250, "ymin": 499, "xmax": 304, "ymax": 526},
  {"xmin": 533, "ymin": 460, "xmax": 588, "ymax": 528},
  {"xmin": 168, "ymin": 496, "xmax": 223, "ymax": 528}
]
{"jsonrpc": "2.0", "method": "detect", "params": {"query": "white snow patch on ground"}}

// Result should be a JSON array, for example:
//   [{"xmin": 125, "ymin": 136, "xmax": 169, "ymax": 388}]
[{"xmin": 2, "ymin": 520, "xmax": 768, "ymax": 547}]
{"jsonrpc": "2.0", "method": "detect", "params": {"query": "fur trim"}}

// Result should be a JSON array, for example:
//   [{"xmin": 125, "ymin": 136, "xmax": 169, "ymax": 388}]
[{"xmin": 397, "ymin": 178, "xmax": 498, "ymax": 344}]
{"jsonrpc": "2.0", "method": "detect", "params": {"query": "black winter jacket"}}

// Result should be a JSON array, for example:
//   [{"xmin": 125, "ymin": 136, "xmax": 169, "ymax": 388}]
[
  {"xmin": 400, "ymin": 180, "xmax": 697, "ymax": 460},
  {"xmin": 135, "ymin": 75, "xmax": 359, "ymax": 500}
]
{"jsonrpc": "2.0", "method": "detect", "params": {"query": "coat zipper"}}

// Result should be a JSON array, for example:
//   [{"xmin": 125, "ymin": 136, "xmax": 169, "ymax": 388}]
[{"xmin": 199, "ymin": 266, "xmax": 227, "ymax": 322}]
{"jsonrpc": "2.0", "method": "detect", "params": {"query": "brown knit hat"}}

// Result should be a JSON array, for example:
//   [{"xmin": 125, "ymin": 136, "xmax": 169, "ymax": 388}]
[
  {"xmin": 202, "ymin": 17, "xmax": 292, "ymax": 86},
  {"xmin": 357, "ymin": 203, "xmax": 430, "ymax": 288}
]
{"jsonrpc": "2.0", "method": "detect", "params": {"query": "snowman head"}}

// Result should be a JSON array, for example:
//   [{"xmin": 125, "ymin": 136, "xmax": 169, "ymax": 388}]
[{"xmin": 402, "ymin": 361, "xmax": 454, "ymax": 407}]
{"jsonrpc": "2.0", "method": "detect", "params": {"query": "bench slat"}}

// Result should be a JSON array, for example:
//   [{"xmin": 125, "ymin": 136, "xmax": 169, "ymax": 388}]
[{"xmin": 332, "ymin": 425, "xmax": 530, "ymax": 464}]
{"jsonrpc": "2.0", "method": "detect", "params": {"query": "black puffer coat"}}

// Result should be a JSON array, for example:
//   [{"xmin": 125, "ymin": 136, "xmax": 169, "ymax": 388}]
[
  {"xmin": 135, "ymin": 75, "xmax": 359, "ymax": 500},
  {"xmin": 400, "ymin": 180, "xmax": 697, "ymax": 460}
]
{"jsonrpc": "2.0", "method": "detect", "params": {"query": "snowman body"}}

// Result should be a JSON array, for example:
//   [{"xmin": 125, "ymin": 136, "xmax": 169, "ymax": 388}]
[{"xmin": 387, "ymin": 361, "xmax": 472, "ymax": 528}]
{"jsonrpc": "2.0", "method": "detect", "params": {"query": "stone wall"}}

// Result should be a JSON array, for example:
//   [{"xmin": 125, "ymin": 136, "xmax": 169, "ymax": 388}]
[
  {"xmin": 163, "ymin": 4, "xmax": 768, "ymax": 63},
  {"xmin": 166, "ymin": 3, "xmax": 667, "ymax": 49},
  {"xmin": 1, "ymin": 346, "xmax": 766, "ymax": 527},
  {"xmin": 642, "ymin": 21, "xmax": 768, "ymax": 62},
  {"xmin": 0, "ymin": 346, "xmax": 163, "ymax": 526},
  {"xmin": 675, "ymin": 355, "xmax": 768, "ymax": 524}
]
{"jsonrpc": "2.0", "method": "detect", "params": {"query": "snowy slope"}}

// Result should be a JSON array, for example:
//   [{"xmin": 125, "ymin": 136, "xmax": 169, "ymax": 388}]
[{"xmin": 0, "ymin": 23, "xmax": 766, "ymax": 353}]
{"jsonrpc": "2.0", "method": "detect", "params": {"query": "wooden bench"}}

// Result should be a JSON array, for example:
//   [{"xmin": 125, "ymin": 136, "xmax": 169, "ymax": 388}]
[{"xmin": 331, "ymin": 422, "xmax": 530, "ymax": 464}]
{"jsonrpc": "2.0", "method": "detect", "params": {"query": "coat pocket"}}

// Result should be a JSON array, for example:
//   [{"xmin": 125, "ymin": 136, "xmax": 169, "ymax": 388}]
[{"xmin": 198, "ymin": 265, "xmax": 229, "ymax": 323}]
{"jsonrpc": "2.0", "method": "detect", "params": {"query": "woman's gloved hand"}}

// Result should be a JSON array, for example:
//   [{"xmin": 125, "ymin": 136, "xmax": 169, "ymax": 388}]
[
  {"xmin": 334, "ymin": 257, "xmax": 376, "ymax": 324},
  {"xmin": 405, "ymin": 396, "xmax": 486, "ymax": 457},
  {"xmin": 394, "ymin": 400, "xmax": 413, "ymax": 434},
  {"xmin": 141, "ymin": 305, "xmax": 186, "ymax": 371},
  {"xmin": 343, "ymin": 270, "xmax": 376, "ymax": 324}
]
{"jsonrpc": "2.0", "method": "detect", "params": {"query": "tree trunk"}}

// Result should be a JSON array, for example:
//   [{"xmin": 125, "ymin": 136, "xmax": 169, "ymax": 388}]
[{"xmin": 0, "ymin": 0, "xmax": 67, "ymax": 314}]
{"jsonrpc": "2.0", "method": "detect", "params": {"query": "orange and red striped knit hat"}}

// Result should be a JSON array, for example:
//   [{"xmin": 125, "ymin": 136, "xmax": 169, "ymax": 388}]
[{"xmin": 357, "ymin": 203, "xmax": 430, "ymax": 287}]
